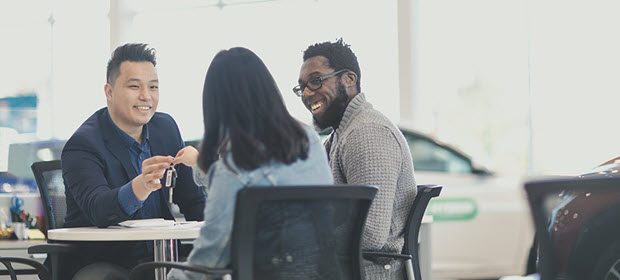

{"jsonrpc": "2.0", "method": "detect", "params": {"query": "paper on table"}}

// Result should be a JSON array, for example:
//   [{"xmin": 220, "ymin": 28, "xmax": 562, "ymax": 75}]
[
  {"xmin": 118, "ymin": 218, "xmax": 203, "ymax": 228},
  {"xmin": 118, "ymin": 218, "xmax": 176, "ymax": 228}
]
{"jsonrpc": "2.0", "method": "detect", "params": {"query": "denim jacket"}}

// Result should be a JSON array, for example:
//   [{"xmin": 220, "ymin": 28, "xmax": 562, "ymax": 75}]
[{"xmin": 168, "ymin": 124, "xmax": 333, "ymax": 280}]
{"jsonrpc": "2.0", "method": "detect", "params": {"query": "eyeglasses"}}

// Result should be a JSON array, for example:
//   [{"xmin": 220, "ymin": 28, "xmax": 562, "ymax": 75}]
[{"xmin": 292, "ymin": 69, "xmax": 349, "ymax": 97}]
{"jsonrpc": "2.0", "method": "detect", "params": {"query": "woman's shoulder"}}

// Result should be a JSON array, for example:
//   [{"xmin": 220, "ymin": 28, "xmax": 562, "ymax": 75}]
[{"xmin": 298, "ymin": 122, "xmax": 321, "ymax": 145}]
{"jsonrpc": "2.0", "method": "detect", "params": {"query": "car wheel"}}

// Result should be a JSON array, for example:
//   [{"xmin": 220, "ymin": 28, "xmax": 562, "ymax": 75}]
[{"xmin": 592, "ymin": 240, "xmax": 620, "ymax": 279}]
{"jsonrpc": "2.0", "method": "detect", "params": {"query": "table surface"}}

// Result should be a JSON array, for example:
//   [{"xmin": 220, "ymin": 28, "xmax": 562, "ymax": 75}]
[
  {"xmin": 46, "ymin": 217, "xmax": 431, "ymax": 241},
  {"xmin": 47, "ymin": 222, "xmax": 203, "ymax": 241},
  {"xmin": 0, "ymin": 239, "xmax": 45, "ymax": 249}
]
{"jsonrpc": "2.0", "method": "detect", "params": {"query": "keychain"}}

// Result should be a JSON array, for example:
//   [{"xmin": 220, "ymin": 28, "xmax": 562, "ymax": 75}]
[{"xmin": 165, "ymin": 164, "xmax": 177, "ymax": 203}]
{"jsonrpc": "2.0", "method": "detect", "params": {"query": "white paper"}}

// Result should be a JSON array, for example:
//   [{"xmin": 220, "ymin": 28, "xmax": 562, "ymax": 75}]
[
  {"xmin": 118, "ymin": 218, "xmax": 203, "ymax": 228},
  {"xmin": 118, "ymin": 218, "xmax": 176, "ymax": 228}
]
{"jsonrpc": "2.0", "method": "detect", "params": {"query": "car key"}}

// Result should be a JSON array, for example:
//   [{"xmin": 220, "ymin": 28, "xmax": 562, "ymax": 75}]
[{"xmin": 165, "ymin": 164, "xmax": 177, "ymax": 203}]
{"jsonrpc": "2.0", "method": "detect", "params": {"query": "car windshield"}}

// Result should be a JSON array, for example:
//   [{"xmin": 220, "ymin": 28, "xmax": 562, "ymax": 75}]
[{"xmin": 404, "ymin": 133, "xmax": 473, "ymax": 174}]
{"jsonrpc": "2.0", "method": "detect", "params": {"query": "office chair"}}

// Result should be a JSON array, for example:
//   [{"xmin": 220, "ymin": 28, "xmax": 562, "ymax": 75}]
[
  {"xmin": 130, "ymin": 185, "xmax": 378, "ymax": 280},
  {"xmin": 28, "ymin": 160, "xmax": 78, "ymax": 280},
  {"xmin": 363, "ymin": 184, "xmax": 442, "ymax": 280},
  {"xmin": 0, "ymin": 256, "xmax": 50, "ymax": 280},
  {"xmin": 30, "ymin": 160, "xmax": 66, "ymax": 233}
]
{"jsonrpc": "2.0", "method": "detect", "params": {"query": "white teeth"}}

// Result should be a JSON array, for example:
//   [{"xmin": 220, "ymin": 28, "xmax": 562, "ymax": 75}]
[
  {"xmin": 136, "ymin": 106, "xmax": 150, "ymax": 110},
  {"xmin": 311, "ymin": 100, "xmax": 323, "ymax": 111}
]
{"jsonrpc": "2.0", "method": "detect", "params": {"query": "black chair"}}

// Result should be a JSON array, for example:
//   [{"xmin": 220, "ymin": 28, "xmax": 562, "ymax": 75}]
[
  {"xmin": 0, "ymin": 256, "xmax": 50, "ymax": 280},
  {"xmin": 130, "ymin": 185, "xmax": 378, "ymax": 280},
  {"xmin": 363, "ymin": 184, "xmax": 442, "ymax": 280},
  {"xmin": 0, "ymin": 161, "xmax": 65, "ymax": 280},
  {"xmin": 30, "ymin": 160, "xmax": 66, "ymax": 233},
  {"xmin": 28, "ymin": 160, "xmax": 78, "ymax": 280}
]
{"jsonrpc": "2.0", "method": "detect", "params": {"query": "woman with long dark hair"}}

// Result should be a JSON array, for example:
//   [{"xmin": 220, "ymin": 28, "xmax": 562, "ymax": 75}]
[{"xmin": 168, "ymin": 47, "xmax": 333, "ymax": 279}]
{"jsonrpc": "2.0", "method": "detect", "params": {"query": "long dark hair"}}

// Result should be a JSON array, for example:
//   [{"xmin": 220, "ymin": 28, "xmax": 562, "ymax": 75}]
[{"xmin": 198, "ymin": 47, "xmax": 309, "ymax": 172}]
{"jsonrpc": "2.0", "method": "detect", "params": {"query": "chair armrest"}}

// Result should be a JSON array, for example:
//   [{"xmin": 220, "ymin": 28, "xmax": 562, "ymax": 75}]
[
  {"xmin": 0, "ymin": 257, "xmax": 50, "ymax": 280},
  {"xmin": 28, "ymin": 243, "xmax": 79, "ymax": 254},
  {"xmin": 362, "ymin": 251, "xmax": 412, "ymax": 260},
  {"xmin": 130, "ymin": 261, "xmax": 232, "ymax": 280}
]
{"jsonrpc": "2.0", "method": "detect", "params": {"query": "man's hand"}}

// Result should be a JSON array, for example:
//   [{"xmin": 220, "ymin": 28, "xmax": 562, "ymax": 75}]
[
  {"xmin": 132, "ymin": 155, "xmax": 174, "ymax": 201},
  {"xmin": 173, "ymin": 146, "xmax": 199, "ymax": 167}
]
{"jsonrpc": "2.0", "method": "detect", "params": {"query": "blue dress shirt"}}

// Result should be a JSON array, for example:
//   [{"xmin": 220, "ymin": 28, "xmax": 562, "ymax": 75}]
[
  {"xmin": 109, "ymin": 116, "xmax": 163, "ymax": 257},
  {"xmin": 111, "ymin": 119, "xmax": 162, "ymax": 219}
]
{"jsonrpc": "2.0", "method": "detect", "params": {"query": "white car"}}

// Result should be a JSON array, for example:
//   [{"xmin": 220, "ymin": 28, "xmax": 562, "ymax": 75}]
[{"xmin": 400, "ymin": 125, "xmax": 535, "ymax": 279}]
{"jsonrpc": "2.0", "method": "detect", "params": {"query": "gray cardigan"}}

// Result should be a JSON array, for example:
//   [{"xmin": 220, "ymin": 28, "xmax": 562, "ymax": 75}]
[{"xmin": 326, "ymin": 93, "xmax": 417, "ymax": 280}]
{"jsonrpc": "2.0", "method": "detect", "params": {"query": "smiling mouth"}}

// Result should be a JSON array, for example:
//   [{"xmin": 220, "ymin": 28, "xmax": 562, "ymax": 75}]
[
  {"xmin": 310, "ymin": 99, "xmax": 325, "ymax": 113},
  {"xmin": 134, "ymin": 106, "xmax": 151, "ymax": 111}
]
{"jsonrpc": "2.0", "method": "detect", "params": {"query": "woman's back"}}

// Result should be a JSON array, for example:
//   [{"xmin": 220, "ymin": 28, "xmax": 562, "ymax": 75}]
[
  {"xmin": 168, "ymin": 124, "xmax": 333, "ymax": 280},
  {"xmin": 168, "ymin": 47, "xmax": 335, "ymax": 280}
]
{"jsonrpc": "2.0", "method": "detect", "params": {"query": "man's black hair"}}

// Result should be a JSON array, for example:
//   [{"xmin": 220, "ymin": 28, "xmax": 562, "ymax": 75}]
[
  {"xmin": 106, "ymin": 43, "xmax": 157, "ymax": 84},
  {"xmin": 302, "ymin": 38, "xmax": 361, "ymax": 92}
]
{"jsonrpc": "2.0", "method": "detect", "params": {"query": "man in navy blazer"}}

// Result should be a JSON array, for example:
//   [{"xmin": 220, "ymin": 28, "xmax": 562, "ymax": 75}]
[{"xmin": 60, "ymin": 43, "xmax": 206, "ymax": 279}]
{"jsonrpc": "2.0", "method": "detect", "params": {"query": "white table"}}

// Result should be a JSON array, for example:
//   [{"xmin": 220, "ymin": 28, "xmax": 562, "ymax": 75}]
[{"xmin": 47, "ymin": 223, "xmax": 202, "ymax": 280}]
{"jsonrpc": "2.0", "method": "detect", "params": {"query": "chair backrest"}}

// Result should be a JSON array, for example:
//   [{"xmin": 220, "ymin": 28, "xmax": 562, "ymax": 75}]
[
  {"xmin": 30, "ymin": 160, "xmax": 65, "ymax": 233},
  {"xmin": 404, "ymin": 184, "xmax": 442, "ymax": 279},
  {"xmin": 230, "ymin": 185, "xmax": 378, "ymax": 280}
]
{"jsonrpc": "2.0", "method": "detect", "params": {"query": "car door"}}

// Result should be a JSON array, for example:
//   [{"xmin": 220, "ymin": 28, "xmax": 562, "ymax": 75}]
[{"xmin": 403, "ymin": 130, "xmax": 534, "ymax": 279}]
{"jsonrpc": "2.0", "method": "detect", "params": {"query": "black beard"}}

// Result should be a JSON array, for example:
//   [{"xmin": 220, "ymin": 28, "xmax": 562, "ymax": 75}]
[{"xmin": 312, "ymin": 81, "xmax": 349, "ymax": 130}]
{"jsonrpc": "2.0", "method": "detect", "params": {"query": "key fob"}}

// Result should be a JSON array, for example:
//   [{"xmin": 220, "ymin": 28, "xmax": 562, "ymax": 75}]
[
  {"xmin": 165, "ymin": 165, "xmax": 177, "ymax": 203},
  {"xmin": 165, "ymin": 167, "xmax": 176, "ymax": 188}
]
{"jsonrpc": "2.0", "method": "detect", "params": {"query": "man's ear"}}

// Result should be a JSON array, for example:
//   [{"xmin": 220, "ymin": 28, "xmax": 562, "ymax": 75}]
[
  {"xmin": 344, "ymin": 71, "xmax": 357, "ymax": 85},
  {"xmin": 344, "ymin": 71, "xmax": 357, "ymax": 87},
  {"xmin": 104, "ymin": 83, "xmax": 113, "ymax": 101}
]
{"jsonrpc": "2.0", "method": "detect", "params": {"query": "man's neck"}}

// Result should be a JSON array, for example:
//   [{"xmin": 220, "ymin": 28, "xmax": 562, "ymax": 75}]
[
  {"xmin": 333, "ymin": 92, "xmax": 362, "ymax": 131},
  {"xmin": 118, "ymin": 126, "xmax": 143, "ymax": 144},
  {"xmin": 128, "ymin": 129, "xmax": 143, "ymax": 145},
  {"xmin": 111, "ymin": 119, "xmax": 143, "ymax": 144},
  {"xmin": 345, "ymin": 85, "xmax": 359, "ymax": 98}
]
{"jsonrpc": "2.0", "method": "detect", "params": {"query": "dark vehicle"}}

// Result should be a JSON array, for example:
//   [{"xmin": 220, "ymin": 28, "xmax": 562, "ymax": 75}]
[{"xmin": 544, "ymin": 158, "xmax": 620, "ymax": 280}]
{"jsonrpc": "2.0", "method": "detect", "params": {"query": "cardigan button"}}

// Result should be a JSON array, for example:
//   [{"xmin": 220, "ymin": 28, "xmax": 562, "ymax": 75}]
[{"xmin": 384, "ymin": 264, "xmax": 391, "ymax": 270}]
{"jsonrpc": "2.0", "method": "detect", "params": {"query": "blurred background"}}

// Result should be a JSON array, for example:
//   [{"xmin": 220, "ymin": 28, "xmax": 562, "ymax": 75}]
[{"xmin": 4, "ymin": 0, "xmax": 620, "ymax": 177}]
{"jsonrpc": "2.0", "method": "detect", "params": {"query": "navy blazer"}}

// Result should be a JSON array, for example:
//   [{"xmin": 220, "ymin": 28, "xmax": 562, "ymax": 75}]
[{"xmin": 62, "ymin": 108, "xmax": 206, "ymax": 228}]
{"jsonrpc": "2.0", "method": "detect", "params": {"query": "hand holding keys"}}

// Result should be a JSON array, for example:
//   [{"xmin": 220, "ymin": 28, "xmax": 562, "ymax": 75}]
[{"xmin": 165, "ymin": 163, "xmax": 177, "ymax": 203}]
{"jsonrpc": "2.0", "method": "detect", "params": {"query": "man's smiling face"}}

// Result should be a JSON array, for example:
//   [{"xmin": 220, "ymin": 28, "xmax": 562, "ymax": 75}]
[
  {"xmin": 105, "ymin": 61, "xmax": 159, "ymax": 134},
  {"xmin": 298, "ymin": 56, "xmax": 350, "ymax": 129}
]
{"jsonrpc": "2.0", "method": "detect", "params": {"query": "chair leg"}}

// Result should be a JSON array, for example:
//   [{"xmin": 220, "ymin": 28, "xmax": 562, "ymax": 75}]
[
  {"xmin": 405, "ymin": 259, "xmax": 415, "ymax": 280},
  {"xmin": 0, "ymin": 261, "xmax": 18, "ymax": 280}
]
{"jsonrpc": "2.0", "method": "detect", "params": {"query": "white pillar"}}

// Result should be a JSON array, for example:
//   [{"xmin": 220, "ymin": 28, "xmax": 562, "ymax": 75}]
[
  {"xmin": 397, "ymin": 0, "xmax": 420, "ymax": 126},
  {"xmin": 109, "ymin": 0, "xmax": 135, "ymax": 52}
]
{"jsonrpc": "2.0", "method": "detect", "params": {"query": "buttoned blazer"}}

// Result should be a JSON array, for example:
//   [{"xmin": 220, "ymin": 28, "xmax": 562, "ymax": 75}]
[{"xmin": 62, "ymin": 107, "xmax": 205, "ymax": 228}]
